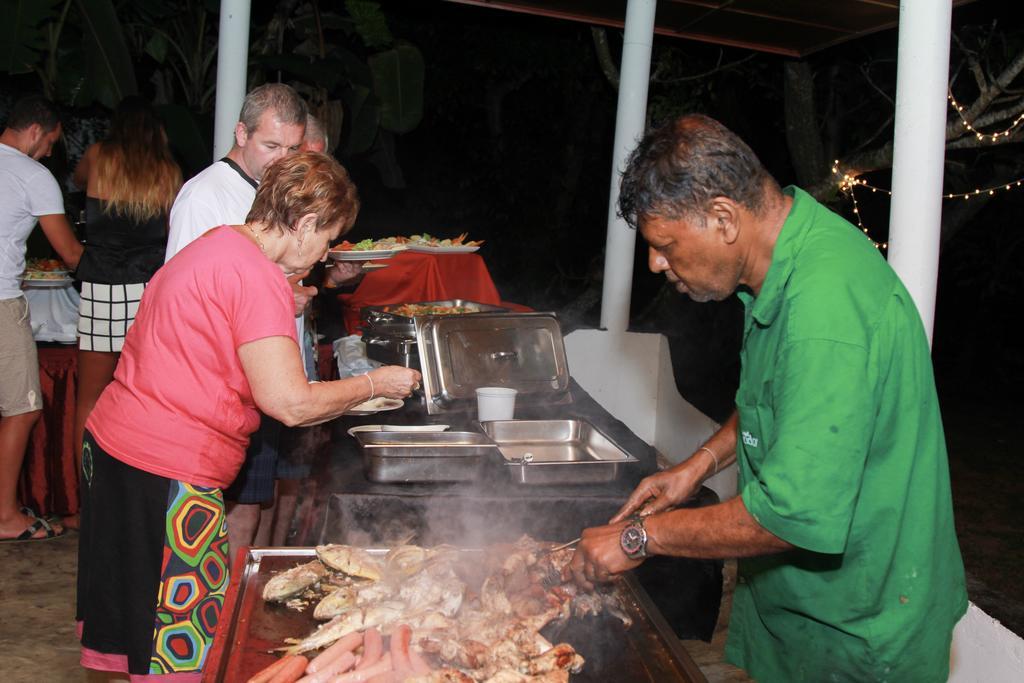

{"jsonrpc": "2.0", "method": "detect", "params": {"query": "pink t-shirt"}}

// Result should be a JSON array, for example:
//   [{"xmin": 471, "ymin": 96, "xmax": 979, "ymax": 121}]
[{"xmin": 87, "ymin": 226, "xmax": 297, "ymax": 488}]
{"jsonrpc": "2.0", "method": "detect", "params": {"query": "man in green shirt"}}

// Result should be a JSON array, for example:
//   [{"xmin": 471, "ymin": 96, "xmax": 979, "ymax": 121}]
[{"xmin": 569, "ymin": 114, "xmax": 966, "ymax": 681}]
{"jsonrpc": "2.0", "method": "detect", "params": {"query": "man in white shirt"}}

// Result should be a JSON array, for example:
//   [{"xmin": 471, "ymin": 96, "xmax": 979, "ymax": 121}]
[
  {"xmin": 165, "ymin": 83, "xmax": 309, "ymax": 562},
  {"xmin": 0, "ymin": 95, "xmax": 83, "ymax": 541},
  {"xmin": 165, "ymin": 85, "xmax": 359, "ymax": 563}
]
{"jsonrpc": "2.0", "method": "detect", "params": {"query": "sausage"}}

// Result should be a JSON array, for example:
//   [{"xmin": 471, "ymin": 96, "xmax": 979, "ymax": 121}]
[
  {"xmin": 247, "ymin": 655, "xmax": 295, "ymax": 683},
  {"xmin": 355, "ymin": 628, "xmax": 383, "ymax": 671},
  {"xmin": 298, "ymin": 652, "xmax": 357, "ymax": 683},
  {"xmin": 267, "ymin": 655, "xmax": 310, "ymax": 683},
  {"xmin": 330, "ymin": 652, "xmax": 392, "ymax": 682},
  {"xmin": 307, "ymin": 632, "xmax": 364, "ymax": 673},
  {"xmin": 389, "ymin": 625, "xmax": 413, "ymax": 674}
]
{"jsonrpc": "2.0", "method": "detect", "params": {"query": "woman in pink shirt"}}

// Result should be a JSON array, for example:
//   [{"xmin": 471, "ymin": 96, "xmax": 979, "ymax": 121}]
[{"xmin": 75, "ymin": 152, "xmax": 420, "ymax": 681}]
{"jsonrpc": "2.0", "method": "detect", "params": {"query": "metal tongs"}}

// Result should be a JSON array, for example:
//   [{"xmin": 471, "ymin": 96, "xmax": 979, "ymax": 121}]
[{"xmin": 544, "ymin": 537, "xmax": 582, "ymax": 554}]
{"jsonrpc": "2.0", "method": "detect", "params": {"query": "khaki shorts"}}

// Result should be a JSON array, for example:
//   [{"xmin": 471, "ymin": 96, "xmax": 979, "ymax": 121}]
[{"xmin": 0, "ymin": 296, "xmax": 43, "ymax": 417}]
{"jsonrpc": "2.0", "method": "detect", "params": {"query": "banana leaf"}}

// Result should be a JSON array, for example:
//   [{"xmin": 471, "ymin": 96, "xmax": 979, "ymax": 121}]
[
  {"xmin": 369, "ymin": 43, "xmax": 423, "ymax": 134},
  {"xmin": 157, "ymin": 103, "xmax": 211, "ymax": 178},
  {"xmin": 0, "ymin": 0, "xmax": 62, "ymax": 75},
  {"xmin": 251, "ymin": 54, "xmax": 350, "ymax": 92},
  {"xmin": 341, "ymin": 84, "xmax": 379, "ymax": 157},
  {"xmin": 76, "ymin": 0, "xmax": 137, "ymax": 108}
]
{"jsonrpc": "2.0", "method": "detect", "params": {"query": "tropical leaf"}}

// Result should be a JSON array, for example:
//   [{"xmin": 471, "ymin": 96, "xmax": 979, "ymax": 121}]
[
  {"xmin": 0, "ymin": 0, "xmax": 62, "ymax": 75},
  {"xmin": 252, "ymin": 54, "xmax": 347, "ymax": 91},
  {"xmin": 341, "ymin": 84, "xmax": 379, "ymax": 156},
  {"xmin": 369, "ymin": 43, "xmax": 424, "ymax": 134},
  {"xmin": 157, "ymin": 103, "xmax": 211, "ymax": 178},
  {"xmin": 367, "ymin": 129, "xmax": 404, "ymax": 188},
  {"xmin": 76, "ymin": 0, "xmax": 137, "ymax": 107},
  {"xmin": 345, "ymin": 0, "xmax": 391, "ymax": 49}
]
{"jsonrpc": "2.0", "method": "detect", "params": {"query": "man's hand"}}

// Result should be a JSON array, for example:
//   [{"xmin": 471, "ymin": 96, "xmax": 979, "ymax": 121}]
[
  {"xmin": 325, "ymin": 261, "xmax": 364, "ymax": 287},
  {"xmin": 288, "ymin": 270, "xmax": 317, "ymax": 316},
  {"xmin": 568, "ymin": 521, "xmax": 643, "ymax": 592},
  {"xmin": 609, "ymin": 459, "xmax": 706, "ymax": 523}
]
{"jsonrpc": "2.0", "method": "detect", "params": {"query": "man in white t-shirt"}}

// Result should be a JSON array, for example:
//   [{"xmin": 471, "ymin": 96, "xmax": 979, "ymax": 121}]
[
  {"xmin": 166, "ymin": 84, "xmax": 308, "ymax": 562},
  {"xmin": 165, "ymin": 85, "xmax": 359, "ymax": 563},
  {"xmin": 0, "ymin": 95, "xmax": 83, "ymax": 541}
]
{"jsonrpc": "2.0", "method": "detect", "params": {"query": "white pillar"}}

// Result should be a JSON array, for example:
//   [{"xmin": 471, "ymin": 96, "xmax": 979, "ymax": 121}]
[
  {"xmin": 212, "ymin": 0, "xmax": 251, "ymax": 161},
  {"xmin": 599, "ymin": 0, "xmax": 657, "ymax": 332},
  {"xmin": 886, "ymin": 0, "xmax": 952, "ymax": 345}
]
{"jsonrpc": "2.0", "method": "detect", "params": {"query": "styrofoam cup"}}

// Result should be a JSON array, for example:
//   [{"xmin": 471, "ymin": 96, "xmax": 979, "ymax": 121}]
[{"xmin": 476, "ymin": 387, "xmax": 517, "ymax": 421}]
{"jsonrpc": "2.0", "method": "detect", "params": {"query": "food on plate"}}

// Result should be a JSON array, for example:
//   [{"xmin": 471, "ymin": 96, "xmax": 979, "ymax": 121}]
[
  {"xmin": 331, "ymin": 237, "xmax": 409, "ymax": 252},
  {"xmin": 348, "ymin": 397, "xmax": 404, "ymax": 413},
  {"xmin": 330, "ymin": 232, "xmax": 483, "ymax": 253},
  {"xmin": 382, "ymin": 303, "xmax": 483, "ymax": 317},
  {"xmin": 409, "ymin": 232, "xmax": 484, "ymax": 248},
  {"xmin": 259, "ymin": 536, "xmax": 629, "ymax": 681},
  {"xmin": 23, "ymin": 257, "xmax": 70, "ymax": 280}
]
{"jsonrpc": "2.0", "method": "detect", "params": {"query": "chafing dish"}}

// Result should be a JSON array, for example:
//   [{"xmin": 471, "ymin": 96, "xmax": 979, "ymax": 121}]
[
  {"xmin": 417, "ymin": 312, "xmax": 572, "ymax": 414},
  {"xmin": 481, "ymin": 419, "xmax": 638, "ymax": 484},
  {"xmin": 361, "ymin": 300, "xmax": 508, "ymax": 368},
  {"xmin": 361, "ymin": 299, "xmax": 508, "ymax": 337},
  {"xmin": 354, "ymin": 430, "xmax": 497, "ymax": 482}
]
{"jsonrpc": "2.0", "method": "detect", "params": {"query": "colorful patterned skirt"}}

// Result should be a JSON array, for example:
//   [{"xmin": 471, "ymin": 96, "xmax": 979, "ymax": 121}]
[{"xmin": 76, "ymin": 431, "xmax": 230, "ymax": 680}]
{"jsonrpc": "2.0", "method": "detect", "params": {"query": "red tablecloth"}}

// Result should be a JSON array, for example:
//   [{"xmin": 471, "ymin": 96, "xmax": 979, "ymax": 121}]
[
  {"xmin": 19, "ymin": 345, "xmax": 79, "ymax": 517},
  {"xmin": 337, "ymin": 251, "xmax": 504, "ymax": 334}
]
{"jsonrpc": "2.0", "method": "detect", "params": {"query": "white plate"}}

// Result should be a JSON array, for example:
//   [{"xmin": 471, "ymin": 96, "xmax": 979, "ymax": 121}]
[
  {"xmin": 21, "ymin": 277, "xmax": 73, "ymax": 288},
  {"xmin": 407, "ymin": 244, "xmax": 480, "ymax": 254},
  {"xmin": 346, "ymin": 424, "xmax": 450, "ymax": 437},
  {"xmin": 329, "ymin": 249, "xmax": 401, "ymax": 261},
  {"xmin": 344, "ymin": 397, "xmax": 405, "ymax": 415}
]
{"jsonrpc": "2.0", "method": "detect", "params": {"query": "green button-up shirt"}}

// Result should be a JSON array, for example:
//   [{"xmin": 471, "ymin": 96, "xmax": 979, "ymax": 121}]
[{"xmin": 725, "ymin": 187, "xmax": 966, "ymax": 682}]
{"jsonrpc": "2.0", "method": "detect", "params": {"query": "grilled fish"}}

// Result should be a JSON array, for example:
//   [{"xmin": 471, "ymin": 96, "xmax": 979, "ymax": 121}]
[
  {"xmin": 316, "ymin": 544, "xmax": 383, "ymax": 581},
  {"xmin": 261, "ymin": 560, "xmax": 327, "ymax": 603}
]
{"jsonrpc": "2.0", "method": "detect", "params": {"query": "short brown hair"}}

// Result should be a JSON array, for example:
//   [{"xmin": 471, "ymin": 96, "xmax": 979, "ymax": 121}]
[
  {"xmin": 247, "ymin": 152, "xmax": 360, "ymax": 237},
  {"xmin": 239, "ymin": 83, "xmax": 307, "ymax": 134}
]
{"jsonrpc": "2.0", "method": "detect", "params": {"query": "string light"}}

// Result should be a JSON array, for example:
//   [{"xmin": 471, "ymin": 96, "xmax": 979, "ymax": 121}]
[
  {"xmin": 948, "ymin": 91, "xmax": 1024, "ymax": 142},
  {"xmin": 827, "ymin": 93, "xmax": 1024, "ymax": 248},
  {"xmin": 831, "ymin": 161, "xmax": 888, "ymax": 250},
  {"xmin": 830, "ymin": 161, "xmax": 1024, "ymax": 250}
]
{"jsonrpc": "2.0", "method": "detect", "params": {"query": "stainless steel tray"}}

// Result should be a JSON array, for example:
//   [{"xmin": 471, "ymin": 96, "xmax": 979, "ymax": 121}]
[
  {"xmin": 202, "ymin": 547, "xmax": 706, "ymax": 683},
  {"xmin": 355, "ymin": 430, "xmax": 496, "ymax": 482},
  {"xmin": 480, "ymin": 419, "xmax": 639, "ymax": 485},
  {"xmin": 361, "ymin": 299, "xmax": 508, "ymax": 336}
]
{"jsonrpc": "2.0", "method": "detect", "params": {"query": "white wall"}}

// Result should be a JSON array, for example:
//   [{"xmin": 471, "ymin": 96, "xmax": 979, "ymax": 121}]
[
  {"xmin": 564, "ymin": 329, "xmax": 733, "ymax": 501},
  {"xmin": 949, "ymin": 603, "xmax": 1024, "ymax": 682}
]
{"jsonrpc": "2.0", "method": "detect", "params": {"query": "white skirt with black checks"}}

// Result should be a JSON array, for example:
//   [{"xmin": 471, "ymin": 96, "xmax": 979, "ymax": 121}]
[{"xmin": 77, "ymin": 282, "xmax": 146, "ymax": 352}]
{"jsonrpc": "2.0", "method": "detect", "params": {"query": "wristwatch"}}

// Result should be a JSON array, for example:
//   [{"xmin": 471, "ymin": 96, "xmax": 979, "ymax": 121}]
[{"xmin": 619, "ymin": 515, "xmax": 648, "ymax": 560}]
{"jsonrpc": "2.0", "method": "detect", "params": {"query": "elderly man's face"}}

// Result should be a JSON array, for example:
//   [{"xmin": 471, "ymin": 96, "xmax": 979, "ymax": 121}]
[
  {"xmin": 236, "ymin": 111, "xmax": 304, "ymax": 181},
  {"xmin": 641, "ymin": 212, "xmax": 740, "ymax": 303}
]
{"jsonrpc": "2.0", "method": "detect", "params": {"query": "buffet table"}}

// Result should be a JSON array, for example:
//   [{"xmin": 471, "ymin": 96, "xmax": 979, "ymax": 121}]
[
  {"xmin": 296, "ymin": 380, "xmax": 723, "ymax": 641},
  {"xmin": 337, "ymin": 250, "xmax": 504, "ymax": 334},
  {"xmin": 19, "ymin": 344, "xmax": 79, "ymax": 518}
]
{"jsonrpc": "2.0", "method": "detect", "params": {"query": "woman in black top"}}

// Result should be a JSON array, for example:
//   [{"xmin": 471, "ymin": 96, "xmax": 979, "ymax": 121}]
[{"xmin": 70, "ymin": 97, "xmax": 181, "ymax": 527}]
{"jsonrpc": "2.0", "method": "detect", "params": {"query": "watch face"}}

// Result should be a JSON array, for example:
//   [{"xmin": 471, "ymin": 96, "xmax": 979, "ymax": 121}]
[{"xmin": 621, "ymin": 525, "xmax": 645, "ymax": 556}]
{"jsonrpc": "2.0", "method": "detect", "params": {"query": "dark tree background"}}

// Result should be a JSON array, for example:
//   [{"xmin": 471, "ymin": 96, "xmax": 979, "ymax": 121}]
[{"xmin": 3, "ymin": 0, "xmax": 1021, "ymax": 409}]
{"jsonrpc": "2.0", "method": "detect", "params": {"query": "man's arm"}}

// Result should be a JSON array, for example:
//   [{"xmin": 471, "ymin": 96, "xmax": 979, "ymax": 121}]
[
  {"xmin": 570, "ymin": 496, "xmax": 793, "ymax": 590},
  {"xmin": 611, "ymin": 410, "xmax": 739, "ymax": 522},
  {"xmin": 38, "ymin": 214, "xmax": 83, "ymax": 270}
]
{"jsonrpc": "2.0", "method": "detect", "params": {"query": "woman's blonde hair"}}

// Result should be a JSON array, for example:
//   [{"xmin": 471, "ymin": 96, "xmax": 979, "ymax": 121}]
[
  {"xmin": 247, "ymin": 152, "xmax": 360, "ymax": 237},
  {"xmin": 94, "ymin": 97, "xmax": 182, "ymax": 222}
]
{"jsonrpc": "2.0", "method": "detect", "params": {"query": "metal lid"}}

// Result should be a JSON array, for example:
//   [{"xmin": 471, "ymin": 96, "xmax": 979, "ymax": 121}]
[{"xmin": 416, "ymin": 312, "xmax": 571, "ymax": 413}]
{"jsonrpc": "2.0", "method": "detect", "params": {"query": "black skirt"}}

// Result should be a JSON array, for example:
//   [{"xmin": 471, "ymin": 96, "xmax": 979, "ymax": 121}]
[{"xmin": 76, "ymin": 431, "xmax": 230, "ymax": 678}]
